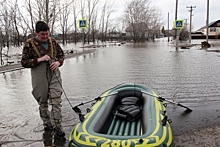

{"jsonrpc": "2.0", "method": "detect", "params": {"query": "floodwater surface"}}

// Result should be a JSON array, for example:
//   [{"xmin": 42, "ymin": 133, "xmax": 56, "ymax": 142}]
[{"xmin": 1, "ymin": 39, "xmax": 220, "ymax": 146}]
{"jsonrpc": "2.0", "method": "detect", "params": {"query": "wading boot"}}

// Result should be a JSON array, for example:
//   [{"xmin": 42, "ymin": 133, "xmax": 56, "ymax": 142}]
[
  {"xmin": 55, "ymin": 127, "xmax": 66, "ymax": 139},
  {"xmin": 44, "ymin": 123, "xmax": 53, "ymax": 131}
]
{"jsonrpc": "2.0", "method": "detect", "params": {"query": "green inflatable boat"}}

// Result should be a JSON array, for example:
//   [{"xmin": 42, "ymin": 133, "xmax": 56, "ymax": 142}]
[{"xmin": 69, "ymin": 83, "xmax": 174, "ymax": 147}]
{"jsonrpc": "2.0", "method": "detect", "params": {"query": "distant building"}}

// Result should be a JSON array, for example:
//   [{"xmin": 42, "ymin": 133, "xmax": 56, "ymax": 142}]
[
  {"xmin": 108, "ymin": 31, "xmax": 121, "ymax": 38},
  {"xmin": 192, "ymin": 20, "xmax": 220, "ymax": 39}
]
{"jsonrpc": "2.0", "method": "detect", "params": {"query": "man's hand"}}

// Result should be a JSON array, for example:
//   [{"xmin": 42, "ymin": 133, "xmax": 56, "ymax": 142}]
[
  {"xmin": 37, "ymin": 55, "xmax": 51, "ymax": 62},
  {"xmin": 50, "ymin": 61, "xmax": 60, "ymax": 71}
]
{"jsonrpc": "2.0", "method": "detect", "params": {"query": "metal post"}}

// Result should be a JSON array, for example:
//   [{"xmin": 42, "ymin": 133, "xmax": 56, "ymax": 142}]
[
  {"xmin": 168, "ymin": 12, "xmax": 170, "ymax": 42},
  {"xmin": 187, "ymin": 6, "xmax": 196, "ymax": 44},
  {"xmin": 175, "ymin": 0, "xmax": 178, "ymax": 50},
  {"xmin": 189, "ymin": 8, "xmax": 192, "ymax": 43},
  {"xmin": 206, "ymin": 0, "xmax": 209, "ymax": 42},
  {"xmin": 184, "ymin": 19, "xmax": 188, "ymax": 30},
  {"xmin": 82, "ymin": 28, "xmax": 84, "ymax": 52}
]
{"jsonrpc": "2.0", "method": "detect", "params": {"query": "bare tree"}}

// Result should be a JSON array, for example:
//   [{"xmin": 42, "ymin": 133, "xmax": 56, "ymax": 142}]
[
  {"xmin": 104, "ymin": 0, "xmax": 115, "ymax": 42},
  {"xmin": 0, "ymin": 0, "xmax": 14, "ymax": 63},
  {"xmin": 59, "ymin": 0, "xmax": 74, "ymax": 44},
  {"xmin": 90, "ymin": 9, "xmax": 98, "ymax": 42},
  {"xmin": 47, "ymin": 0, "xmax": 61, "ymax": 35},
  {"xmin": 23, "ymin": 0, "xmax": 60, "ymax": 35},
  {"xmin": 123, "ymin": 0, "xmax": 162, "ymax": 42},
  {"xmin": 124, "ymin": 0, "xmax": 151, "ymax": 42},
  {"xmin": 85, "ymin": 0, "xmax": 100, "ymax": 43},
  {"xmin": 0, "ymin": 29, "xmax": 3, "ymax": 65},
  {"xmin": 11, "ymin": 0, "xmax": 21, "ymax": 46},
  {"xmin": 179, "ymin": 27, "xmax": 189, "ymax": 41},
  {"xmin": 98, "ymin": 0, "xmax": 115, "ymax": 42},
  {"xmin": 0, "ymin": 0, "xmax": 27, "ymax": 64},
  {"xmin": 99, "ymin": 1, "xmax": 106, "ymax": 42},
  {"xmin": 72, "ymin": 0, "xmax": 80, "ymax": 44},
  {"xmin": 147, "ymin": 6, "xmax": 163, "ymax": 41},
  {"xmin": 23, "ymin": 0, "xmax": 37, "ymax": 34},
  {"xmin": 0, "ymin": 0, "xmax": 164, "ymax": 57}
]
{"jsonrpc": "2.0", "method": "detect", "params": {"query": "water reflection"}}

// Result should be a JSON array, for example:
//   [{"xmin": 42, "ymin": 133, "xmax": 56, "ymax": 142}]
[{"xmin": 1, "ymin": 39, "xmax": 220, "ymax": 146}]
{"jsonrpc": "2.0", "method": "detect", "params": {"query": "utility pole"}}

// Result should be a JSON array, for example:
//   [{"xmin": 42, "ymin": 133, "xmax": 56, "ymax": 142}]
[
  {"xmin": 45, "ymin": 0, "xmax": 49, "ymax": 24},
  {"xmin": 168, "ymin": 12, "xmax": 170, "ymax": 42},
  {"xmin": 184, "ymin": 18, "xmax": 188, "ymax": 30},
  {"xmin": 175, "ymin": 0, "xmax": 178, "ymax": 50},
  {"xmin": 206, "ymin": 0, "xmax": 209, "ymax": 42},
  {"xmin": 186, "ymin": 6, "xmax": 196, "ymax": 43}
]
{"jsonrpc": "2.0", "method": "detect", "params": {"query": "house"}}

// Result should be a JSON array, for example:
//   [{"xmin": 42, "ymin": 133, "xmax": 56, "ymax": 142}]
[
  {"xmin": 108, "ymin": 31, "xmax": 121, "ymax": 38},
  {"xmin": 192, "ymin": 20, "xmax": 220, "ymax": 39}
]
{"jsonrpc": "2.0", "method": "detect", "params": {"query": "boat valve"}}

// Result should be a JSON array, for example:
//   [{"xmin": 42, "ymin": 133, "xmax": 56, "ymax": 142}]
[{"xmin": 139, "ymin": 139, "xmax": 144, "ymax": 143}]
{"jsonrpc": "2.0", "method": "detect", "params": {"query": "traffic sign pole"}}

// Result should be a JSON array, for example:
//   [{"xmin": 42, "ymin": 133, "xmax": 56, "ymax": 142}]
[
  {"xmin": 83, "ymin": 28, "xmax": 84, "ymax": 52},
  {"xmin": 176, "ymin": 30, "xmax": 179, "ymax": 50},
  {"xmin": 78, "ymin": 19, "xmax": 88, "ymax": 52},
  {"xmin": 174, "ymin": 20, "xmax": 184, "ymax": 50}
]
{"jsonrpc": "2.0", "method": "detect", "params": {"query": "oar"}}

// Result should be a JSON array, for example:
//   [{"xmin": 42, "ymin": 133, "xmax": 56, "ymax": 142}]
[
  {"xmin": 141, "ymin": 91, "xmax": 193, "ymax": 112},
  {"xmin": 72, "ymin": 91, "xmax": 118, "ymax": 122},
  {"xmin": 73, "ymin": 91, "xmax": 118, "ymax": 107},
  {"xmin": 158, "ymin": 97, "xmax": 193, "ymax": 112}
]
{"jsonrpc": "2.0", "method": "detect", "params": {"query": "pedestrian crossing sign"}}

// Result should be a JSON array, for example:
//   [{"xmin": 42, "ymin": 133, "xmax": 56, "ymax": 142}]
[
  {"xmin": 78, "ymin": 19, "xmax": 88, "ymax": 28},
  {"xmin": 174, "ymin": 20, "xmax": 184, "ymax": 29}
]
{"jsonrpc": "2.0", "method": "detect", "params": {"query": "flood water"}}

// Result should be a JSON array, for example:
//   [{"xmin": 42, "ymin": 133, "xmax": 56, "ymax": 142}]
[{"xmin": 1, "ymin": 39, "xmax": 220, "ymax": 146}]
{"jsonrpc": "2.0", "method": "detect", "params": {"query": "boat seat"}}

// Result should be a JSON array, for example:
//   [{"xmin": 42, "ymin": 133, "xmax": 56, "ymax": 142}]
[
  {"xmin": 94, "ymin": 90, "xmax": 144, "ymax": 136},
  {"xmin": 115, "ymin": 97, "xmax": 142, "ymax": 121}
]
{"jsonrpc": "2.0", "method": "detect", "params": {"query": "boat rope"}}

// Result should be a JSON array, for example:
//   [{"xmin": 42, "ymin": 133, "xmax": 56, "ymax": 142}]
[
  {"xmin": 0, "ymin": 139, "xmax": 43, "ymax": 146},
  {"xmin": 52, "ymin": 70, "xmax": 74, "ymax": 110},
  {"xmin": 52, "ymin": 68, "xmax": 123, "ymax": 122},
  {"xmin": 49, "ymin": 61, "xmax": 75, "ymax": 126},
  {"xmin": 53, "ymin": 68, "xmax": 119, "ymax": 122}
]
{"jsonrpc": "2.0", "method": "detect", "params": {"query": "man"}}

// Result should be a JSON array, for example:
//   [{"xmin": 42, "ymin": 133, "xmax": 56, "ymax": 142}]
[{"xmin": 21, "ymin": 21, "xmax": 65, "ymax": 138}]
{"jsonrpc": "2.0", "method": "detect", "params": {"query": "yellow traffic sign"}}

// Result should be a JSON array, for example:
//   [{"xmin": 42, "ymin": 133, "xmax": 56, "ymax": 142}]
[
  {"xmin": 78, "ymin": 19, "xmax": 88, "ymax": 28},
  {"xmin": 174, "ymin": 20, "xmax": 184, "ymax": 29}
]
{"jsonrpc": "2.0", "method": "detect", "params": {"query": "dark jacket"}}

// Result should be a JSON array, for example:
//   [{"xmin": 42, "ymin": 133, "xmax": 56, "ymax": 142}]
[{"xmin": 21, "ymin": 37, "xmax": 65, "ymax": 68}]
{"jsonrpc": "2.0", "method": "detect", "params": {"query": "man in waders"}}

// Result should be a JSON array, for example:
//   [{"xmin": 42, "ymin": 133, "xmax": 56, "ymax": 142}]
[{"xmin": 21, "ymin": 21, "xmax": 65, "ymax": 138}]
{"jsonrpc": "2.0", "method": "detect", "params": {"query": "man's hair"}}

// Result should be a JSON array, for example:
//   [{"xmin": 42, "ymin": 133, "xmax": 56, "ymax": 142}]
[{"xmin": 35, "ymin": 21, "xmax": 49, "ymax": 33}]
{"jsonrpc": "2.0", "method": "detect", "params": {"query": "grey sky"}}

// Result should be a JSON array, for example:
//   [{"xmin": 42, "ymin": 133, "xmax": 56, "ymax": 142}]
[
  {"xmin": 14, "ymin": 0, "xmax": 220, "ymax": 32},
  {"xmin": 117, "ymin": 0, "xmax": 219, "ymax": 31}
]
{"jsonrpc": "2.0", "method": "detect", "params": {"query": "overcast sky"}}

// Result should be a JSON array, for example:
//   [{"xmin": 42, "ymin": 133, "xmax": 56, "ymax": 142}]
[
  {"xmin": 117, "ymin": 0, "xmax": 220, "ymax": 31},
  {"xmin": 14, "ymin": 0, "xmax": 219, "ymax": 32}
]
